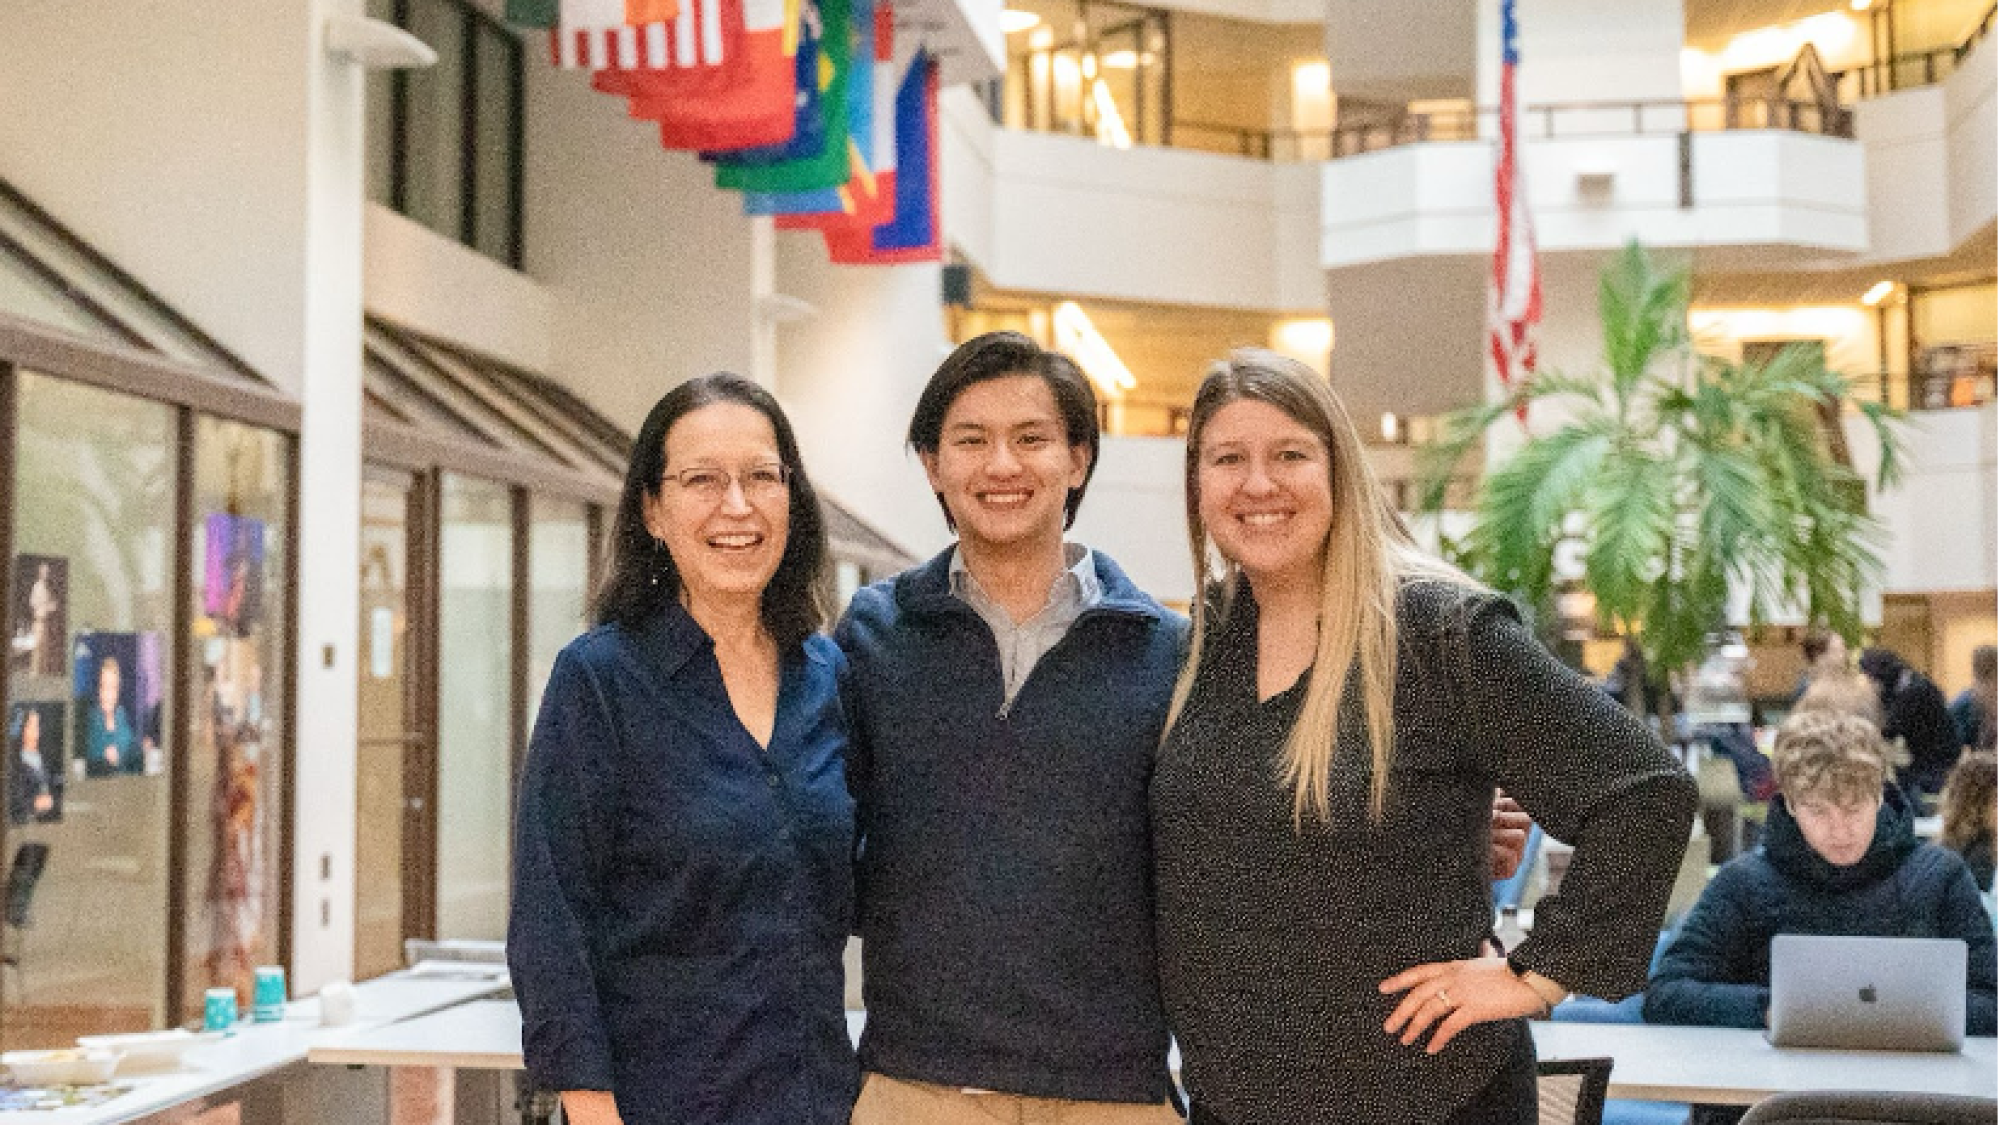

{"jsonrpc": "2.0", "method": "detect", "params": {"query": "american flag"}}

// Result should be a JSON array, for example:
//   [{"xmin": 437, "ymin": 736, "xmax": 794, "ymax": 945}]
[{"xmin": 1490, "ymin": 0, "xmax": 1541, "ymax": 420}]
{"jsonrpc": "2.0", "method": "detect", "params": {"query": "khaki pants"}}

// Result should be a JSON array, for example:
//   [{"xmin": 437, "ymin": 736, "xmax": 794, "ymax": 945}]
[{"xmin": 850, "ymin": 1072, "xmax": 1183, "ymax": 1125}]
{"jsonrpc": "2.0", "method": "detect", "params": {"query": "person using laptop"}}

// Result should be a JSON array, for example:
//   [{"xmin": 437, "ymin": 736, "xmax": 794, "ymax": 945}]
[{"xmin": 1644, "ymin": 708, "xmax": 1996, "ymax": 1037}]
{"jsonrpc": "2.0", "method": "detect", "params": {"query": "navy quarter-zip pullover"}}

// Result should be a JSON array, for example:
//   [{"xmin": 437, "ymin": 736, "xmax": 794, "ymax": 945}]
[{"xmin": 833, "ymin": 547, "xmax": 1188, "ymax": 1104}]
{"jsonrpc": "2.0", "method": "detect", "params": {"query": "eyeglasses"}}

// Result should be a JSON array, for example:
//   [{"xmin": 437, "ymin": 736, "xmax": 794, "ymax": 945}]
[{"xmin": 661, "ymin": 463, "xmax": 792, "ymax": 502}]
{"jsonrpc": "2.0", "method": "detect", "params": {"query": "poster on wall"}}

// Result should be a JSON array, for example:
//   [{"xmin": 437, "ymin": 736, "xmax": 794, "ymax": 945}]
[
  {"xmin": 8, "ymin": 700, "xmax": 66, "ymax": 824},
  {"xmin": 72, "ymin": 631, "xmax": 164, "ymax": 777},
  {"xmin": 9, "ymin": 554, "xmax": 69, "ymax": 679},
  {"xmin": 203, "ymin": 514, "xmax": 266, "ymax": 636},
  {"xmin": 201, "ymin": 634, "xmax": 266, "ymax": 995}
]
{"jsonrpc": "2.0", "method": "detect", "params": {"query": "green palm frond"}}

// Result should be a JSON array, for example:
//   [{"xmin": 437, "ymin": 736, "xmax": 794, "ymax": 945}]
[{"xmin": 1414, "ymin": 238, "xmax": 1906, "ymax": 698}]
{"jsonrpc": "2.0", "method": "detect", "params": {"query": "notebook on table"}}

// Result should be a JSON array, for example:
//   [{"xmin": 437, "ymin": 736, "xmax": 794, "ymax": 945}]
[{"xmin": 1767, "ymin": 934, "xmax": 1967, "ymax": 1052}]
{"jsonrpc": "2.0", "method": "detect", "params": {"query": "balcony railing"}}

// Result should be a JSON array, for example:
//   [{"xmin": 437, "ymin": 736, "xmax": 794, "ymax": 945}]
[
  {"xmin": 1850, "ymin": 362, "xmax": 1997, "ymax": 412},
  {"xmin": 1328, "ymin": 97, "xmax": 1852, "ymax": 159},
  {"xmin": 1828, "ymin": 3, "xmax": 1998, "ymax": 99}
]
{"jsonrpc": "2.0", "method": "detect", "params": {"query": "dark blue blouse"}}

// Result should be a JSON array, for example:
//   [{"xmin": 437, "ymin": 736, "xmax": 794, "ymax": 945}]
[{"xmin": 508, "ymin": 604, "xmax": 858, "ymax": 1125}]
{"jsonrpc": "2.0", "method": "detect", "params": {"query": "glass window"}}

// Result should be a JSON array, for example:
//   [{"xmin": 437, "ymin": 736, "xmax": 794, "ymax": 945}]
[
  {"xmin": 364, "ymin": 0, "xmax": 525, "ymax": 267},
  {"xmin": 178, "ymin": 418, "xmax": 291, "ymax": 1020},
  {"xmin": 401, "ymin": 0, "xmax": 468, "ymax": 243},
  {"xmin": 526, "ymin": 497, "xmax": 589, "ymax": 739},
  {"xmin": 472, "ymin": 21, "xmax": 522, "ymax": 264},
  {"xmin": 435, "ymin": 475, "xmax": 513, "ymax": 941},
  {"xmin": 6, "ymin": 372, "xmax": 177, "ymax": 1045}
]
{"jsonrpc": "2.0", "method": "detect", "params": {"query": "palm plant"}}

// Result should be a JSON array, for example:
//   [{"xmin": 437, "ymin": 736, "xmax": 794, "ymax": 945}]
[{"xmin": 1417, "ymin": 241, "xmax": 1903, "ymax": 713}]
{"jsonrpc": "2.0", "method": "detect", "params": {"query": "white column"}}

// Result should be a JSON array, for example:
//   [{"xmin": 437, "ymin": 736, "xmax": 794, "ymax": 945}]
[{"xmin": 291, "ymin": 0, "xmax": 368, "ymax": 993}]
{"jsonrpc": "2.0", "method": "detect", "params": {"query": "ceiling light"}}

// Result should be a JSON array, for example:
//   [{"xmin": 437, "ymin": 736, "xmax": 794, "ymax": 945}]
[
  {"xmin": 1862, "ymin": 280, "xmax": 1894, "ymax": 305},
  {"xmin": 1000, "ymin": 9, "xmax": 1041, "ymax": 33},
  {"xmin": 1052, "ymin": 302, "xmax": 1137, "ymax": 396},
  {"xmin": 1850, "ymin": 0, "xmax": 1871, "ymax": 10},
  {"xmin": 1100, "ymin": 49, "xmax": 1138, "ymax": 69}
]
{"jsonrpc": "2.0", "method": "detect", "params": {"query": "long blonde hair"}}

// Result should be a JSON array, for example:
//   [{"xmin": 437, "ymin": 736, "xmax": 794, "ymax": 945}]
[{"xmin": 1165, "ymin": 349, "xmax": 1472, "ymax": 825}]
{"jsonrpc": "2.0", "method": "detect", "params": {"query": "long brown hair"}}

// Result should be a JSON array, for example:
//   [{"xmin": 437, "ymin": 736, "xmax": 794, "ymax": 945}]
[
  {"xmin": 1940, "ymin": 750, "xmax": 1997, "ymax": 855},
  {"xmin": 1165, "ymin": 349, "xmax": 1474, "ymax": 824}
]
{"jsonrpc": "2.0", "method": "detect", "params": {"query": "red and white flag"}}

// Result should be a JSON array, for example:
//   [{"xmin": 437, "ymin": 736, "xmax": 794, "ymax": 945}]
[{"xmin": 1489, "ymin": 0, "xmax": 1541, "ymax": 422}]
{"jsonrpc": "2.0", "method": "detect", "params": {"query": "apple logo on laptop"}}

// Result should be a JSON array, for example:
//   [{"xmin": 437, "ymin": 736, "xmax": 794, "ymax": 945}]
[{"xmin": 1859, "ymin": 984, "xmax": 1878, "ymax": 1004}]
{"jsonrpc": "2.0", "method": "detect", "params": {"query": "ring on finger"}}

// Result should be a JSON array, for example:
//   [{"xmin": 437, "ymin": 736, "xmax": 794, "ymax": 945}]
[{"xmin": 1433, "ymin": 988, "xmax": 1453, "ymax": 1009}]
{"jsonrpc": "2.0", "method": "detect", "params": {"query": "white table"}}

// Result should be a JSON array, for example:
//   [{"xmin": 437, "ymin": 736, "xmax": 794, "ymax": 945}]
[
  {"xmin": 1532, "ymin": 1021, "xmax": 1998, "ymax": 1106},
  {"xmin": 309, "ymin": 999, "xmax": 525, "ymax": 1070},
  {"xmin": 0, "ymin": 967, "xmax": 510, "ymax": 1125}
]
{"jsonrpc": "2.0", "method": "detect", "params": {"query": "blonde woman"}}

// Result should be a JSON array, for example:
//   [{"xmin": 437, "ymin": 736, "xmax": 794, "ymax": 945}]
[{"xmin": 1151, "ymin": 350, "xmax": 1698, "ymax": 1125}]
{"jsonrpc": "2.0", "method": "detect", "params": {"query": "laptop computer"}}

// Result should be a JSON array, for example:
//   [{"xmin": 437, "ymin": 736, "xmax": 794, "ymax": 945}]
[{"xmin": 1768, "ymin": 934, "xmax": 1967, "ymax": 1052}]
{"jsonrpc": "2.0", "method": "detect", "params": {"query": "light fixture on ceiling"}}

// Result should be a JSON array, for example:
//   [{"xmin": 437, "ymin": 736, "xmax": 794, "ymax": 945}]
[
  {"xmin": 1052, "ymin": 302, "xmax": 1137, "ymax": 397},
  {"xmin": 324, "ymin": 13, "xmax": 437, "ymax": 69},
  {"xmin": 1100, "ymin": 49, "xmax": 1138, "ymax": 69},
  {"xmin": 1850, "ymin": 0, "xmax": 1871, "ymax": 10},
  {"xmin": 1000, "ymin": 9, "xmax": 1042, "ymax": 34},
  {"xmin": 1861, "ymin": 280, "xmax": 1895, "ymax": 305}
]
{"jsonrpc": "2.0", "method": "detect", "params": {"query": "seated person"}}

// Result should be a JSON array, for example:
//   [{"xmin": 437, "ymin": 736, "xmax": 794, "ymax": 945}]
[
  {"xmin": 1939, "ymin": 750, "xmax": 1996, "ymax": 892},
  {"xmin": 1644, "ymin": 710, "xmax": 1996, "ymax": 1036}
]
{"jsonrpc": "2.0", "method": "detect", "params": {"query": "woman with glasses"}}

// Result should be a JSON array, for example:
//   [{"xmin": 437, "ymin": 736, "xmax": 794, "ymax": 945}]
[
  {"xmin": 509, "ymin": 373, "xmax": 856, "ymax": 1125},
  {"xmin": 1151, "ymin": 350, "xmax": 1697, "ymax": 1125}
]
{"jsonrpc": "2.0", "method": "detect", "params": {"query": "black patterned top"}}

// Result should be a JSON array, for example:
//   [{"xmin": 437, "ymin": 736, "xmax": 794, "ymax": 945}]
[{"xmin": 1152, "ymin": 579, "xmax": 1697, "ymax": 1125}]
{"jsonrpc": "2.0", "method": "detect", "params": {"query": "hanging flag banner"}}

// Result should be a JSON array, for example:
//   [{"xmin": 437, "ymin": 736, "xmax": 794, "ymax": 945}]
[
  {"xmin": 703, "ymin": 0, "xmax": 832, "ymax": 170},
  {"xmin": 1489, "ymin": 0, "xmax": 1542, "ymax": 423},
  {"xmin": 638, "ymin": 0, "xmax": 800, "ymax": 151},
  {"xmin": 748, "ymin": 0, "xmax": 886, "ymax": 222},
  {"xmin": 556, "ymin": 0, "xmax": 730, "ymax": 74},
  {"xmin": 711, "ymin": 0, "xmax": 853, "ymax": 191},
  {"xmin": 824, "ymin": 49, "xmax": 937, "ymax": 263},
  {"xmin": 626, "ymin": 0, "xmax": 680, "ymax": 23}
]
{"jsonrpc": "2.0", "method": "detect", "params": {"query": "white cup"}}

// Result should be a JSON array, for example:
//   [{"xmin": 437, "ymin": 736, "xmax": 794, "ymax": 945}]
[{"xmin": 319, "ymin": 980, "xmax": 357, "ymax": 1027}]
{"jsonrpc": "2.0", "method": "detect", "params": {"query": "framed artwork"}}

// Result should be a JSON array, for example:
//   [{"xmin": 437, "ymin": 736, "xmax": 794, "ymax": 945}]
[
  {"xmin": 72, "ymin": 631, "xmax": 164, "ymax": 777},
  {"xmin": 203, "ymin": 515, "xmax": 266, "ymax": 635},
  {"xmin": 7, "ymin": 701, "xmax": 65, "ymax": 824},
  {"xmin": 9, "ymin": 554, "xmax": 68, "ymax": 678}
]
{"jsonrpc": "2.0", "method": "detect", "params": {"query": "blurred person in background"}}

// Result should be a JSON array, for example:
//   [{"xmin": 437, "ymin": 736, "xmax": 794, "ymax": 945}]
[
  {"xmin": 1939, "ymin": 750, "xmax": 1996, "ymax": 893},
  {"xmin": 1948, "ymin": 645, "xmax": 1997, "ymax": 753},
  {"xmin": 1859, "ymin": 647, "xmax": 1962, "ymax": 800}
]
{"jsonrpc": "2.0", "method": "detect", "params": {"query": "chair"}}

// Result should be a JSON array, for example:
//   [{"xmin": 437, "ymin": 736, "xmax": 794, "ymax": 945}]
[
  {"xmin": 1737, "ymin": 1091, "xmax": 1997, "ymax": 1125},
  {"xmin": 1538, "ymin": 1057, "xmax": 1613, "ymax": 1125},
  {"xmin": 1, "ymin": 841, "xmax": 49, "ymax": 997}
]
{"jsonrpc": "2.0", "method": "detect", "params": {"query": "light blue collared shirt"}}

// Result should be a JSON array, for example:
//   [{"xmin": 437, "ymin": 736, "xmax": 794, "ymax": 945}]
[{"xmin": 948, "ymin": 542, "xmax": 1101, "ymax": 712}]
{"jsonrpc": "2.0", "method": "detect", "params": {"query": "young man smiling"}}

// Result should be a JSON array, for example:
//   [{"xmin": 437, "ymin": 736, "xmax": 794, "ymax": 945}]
[{"xmin": 833, "ymin": 333, "xmax": 1525, "ymax": 1123}]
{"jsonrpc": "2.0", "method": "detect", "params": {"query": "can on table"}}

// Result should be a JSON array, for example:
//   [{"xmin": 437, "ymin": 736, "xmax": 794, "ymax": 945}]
[
  {"xmin": 252, "ymin": 965, "xmax": 287, "ymax": 1023},
  {"xmin": 203, "ymin": 986, "xmax": 239, "ymax": 1032}
]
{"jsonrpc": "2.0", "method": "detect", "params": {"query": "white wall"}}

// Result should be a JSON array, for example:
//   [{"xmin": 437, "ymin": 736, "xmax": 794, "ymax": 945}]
[
  {"xmin": 1070, "ymin": 436, "xmax": 1192, "ymax": 605},
  {"xmin": 981, "ymin": 130, "xmax": 1321, "ymax": 311},
  {"xmin": 1944, "ymin": 31, "xmax": 1997, "ymax": 248},
  {"xmin": 1852, "ymin": 403, "xmax": 1998, "ymax": 595},
  {"xmin": 1321, "ymin": 131, "xmax": 1868, "ymax": 268},
  {"xmin": 1326, "ymin": 0, "xmax": 1474, "ymax": 103},
  {"xmin": 0, "ymin": 1, "xmax": 315, "ymax": 391},
  {"xmin": 772, "ymin": 236, "xmax": 955, "ymax": 560},
  {"xmin": 521, "ymin": 65, "xmax": 761, "ymax": 430},
  {"xmin": 1478, "ymin": 0, "xmax": 1686, "ymax": 107},
  {"xmin": 1853, "ymin": 87, "xmax": 1954, "ymax": 265},
  {"xmin": 365, "ymin": 205, "xmax": 554, "ymax": 374}
]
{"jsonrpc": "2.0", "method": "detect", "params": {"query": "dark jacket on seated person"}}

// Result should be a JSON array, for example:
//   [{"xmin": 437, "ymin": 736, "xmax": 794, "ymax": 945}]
[{"xmin": 1643, "ymin": 783, "xmax": 1996, "ymax": 1035}]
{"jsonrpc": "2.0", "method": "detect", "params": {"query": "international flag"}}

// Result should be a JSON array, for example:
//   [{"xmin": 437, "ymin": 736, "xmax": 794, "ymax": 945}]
[
  {"xmin": 752, "ymin": 0, "xmax": 888, "ymax": 223},
  {"xmin": 626, "ymin": 0, "xmax": 680, "ymax": 22},
  {"xmin": 1489, "ymin": 0, "xmax": 1541, "ymax": 421},
  {"xmin": 626, "ymin": 0, "xmax": 799, "ymax": 151},
  {"xmin": 554, "ymin": 0, "xmax": 725, "ymax": 71},
  {"xmin": 711, "ymin": 0, "xmax": 854, "ymax": 191},
  {"xmin": 825, "ymin": 49, "xmax": 937, "ymax": 263}
]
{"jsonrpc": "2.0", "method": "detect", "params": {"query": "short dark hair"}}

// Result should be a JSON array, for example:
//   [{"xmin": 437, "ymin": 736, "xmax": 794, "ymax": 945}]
[
  {"xmin": 1801, "ymin": 628, "xmax": 1835, "ymax": 664},
  {"xmin": 594, "ymin": 373, "xmax": 830, "ymax": 650},
  {"xmin": 905, "ymin": 331, "xmax": 1101, "ymax": 530}
]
